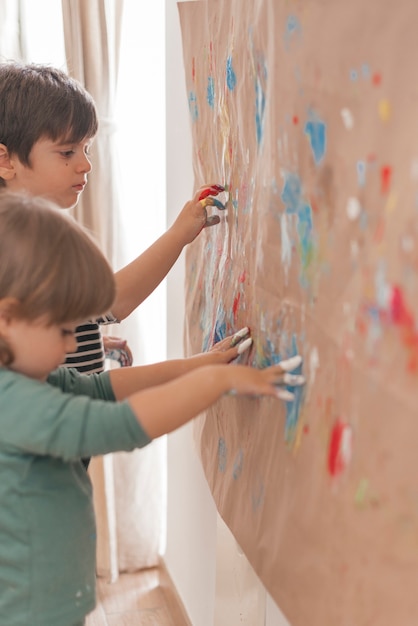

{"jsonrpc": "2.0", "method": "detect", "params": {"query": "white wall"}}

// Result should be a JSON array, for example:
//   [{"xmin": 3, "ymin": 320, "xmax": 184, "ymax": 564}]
[{"xmin": 164, "ymin": 2, "xmax": 290, "ymax": 625}]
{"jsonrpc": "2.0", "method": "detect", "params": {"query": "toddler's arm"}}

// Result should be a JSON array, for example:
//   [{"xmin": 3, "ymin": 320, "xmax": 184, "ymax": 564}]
[{"xmin": 117, "ymin": 359, "xmax": 303, "ymax": 440}]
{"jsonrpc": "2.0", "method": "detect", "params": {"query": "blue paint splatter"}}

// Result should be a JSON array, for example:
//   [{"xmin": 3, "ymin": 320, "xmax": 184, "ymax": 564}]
[
  {"xmin": 255, "ymin": 75, "xmax": 266, "ymax": 146},
  {"xmin": 281, "ymin": 172, "xmax": 315, "ymax": 282},
  {"xmin": 251, "ymin": 477, "xmax": 265, "ymax": 512},
  {"xmin": 232, "ymin": 449, "xmax": 243, "ymax": 480},
  {"xmin": 350, "ymin": 69, "xmax": 358, "ymax": 81},
  {"xmin": 226, "ymin": 56, "xmax": 237, "ymax": 91},
  {"xmin": 286, "ymin": 14, "xmax": 301, "ymax": 36},
  {"xmin": 207, "ymin": 75, "xmax": 215, "ymax": 108},
  {"xmin": 188, "ymin": 91, "xmax": 198, "ymax": 122},
  {"xmin": 218, "ymin": 438, "xmax": 227, "ymax": 473},
  {"xmin": 357, "ymin": 160, "xmax": 366, "ymax": 187},
  {"xmin": 284, "ymin": 14, "xmax": 302, "ymax": 49},
  {"xmin": 213, "ymin": 318, "xmax": 227, "ymax": 344},
  {"xmin": 284, "ymin": 334, "xmax": 304, "ymax": 443},
  {"xmin": 304, "ymin": 113, "xmax": 327, "ymax": 164}
]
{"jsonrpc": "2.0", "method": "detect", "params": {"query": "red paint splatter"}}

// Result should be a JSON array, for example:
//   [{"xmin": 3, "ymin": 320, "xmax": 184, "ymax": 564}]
[
  {"xmin": 292, "ymin": 115, "xmax": 299, "ymax": 125},
  {"xmin": 192, "ymin": 57, "xmax": 196, "ymax": 82},
  {"xmin": 372, "ymin": 72, "xmax": 382, "ymax": 86},
  {"xmin": 380, "ymin": 165, "xmax": 392, "ymax": 194},
  {"xmin": 232, "ymin": 292, "xmax": 241, "ymax": 323},
  {"xmin": 310, "ymin": 197, "xmax": 319, "ymax": 214},
  {"xmin": 238, "ymin": 270, "xmax": 246, "ymax": 283},
  {"xmin": 328, "ymin": 420, "xmax": 352, "ymax": 477},
  {"xmin": 303, "ymin": 424, "xmax": 310, "ymax": 434},
  {"xmin": 390, "ymin": 286, "xmax": 418, "ymax": 372}
]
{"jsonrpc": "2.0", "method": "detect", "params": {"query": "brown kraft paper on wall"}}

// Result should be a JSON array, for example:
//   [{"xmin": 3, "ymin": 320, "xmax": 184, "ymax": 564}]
[{"xmin": 178, "ymin": 1, "xmax": 418, "ymax": 624}]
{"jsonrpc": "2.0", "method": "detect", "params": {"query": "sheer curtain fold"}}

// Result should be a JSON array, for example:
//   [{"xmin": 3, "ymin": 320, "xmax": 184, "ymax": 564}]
[
  {"xmin": 61, "ymin": 0, "xmax": 163, "ymax": 581},
  {"xmin": 0, "ymin": 0, "xmax": 23, "ymax": 59}
]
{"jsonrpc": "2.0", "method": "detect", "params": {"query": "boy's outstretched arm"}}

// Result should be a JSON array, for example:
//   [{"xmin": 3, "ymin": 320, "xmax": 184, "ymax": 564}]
[{"xmin": 112, "ymin": 184, "xmax": 225, "ymax": 321}]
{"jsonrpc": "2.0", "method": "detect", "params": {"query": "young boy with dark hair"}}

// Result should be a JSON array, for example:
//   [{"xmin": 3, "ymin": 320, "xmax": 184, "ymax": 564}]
[{"xmin": 0, "ymin": 60, "xmax": 225, "ymax": 374}]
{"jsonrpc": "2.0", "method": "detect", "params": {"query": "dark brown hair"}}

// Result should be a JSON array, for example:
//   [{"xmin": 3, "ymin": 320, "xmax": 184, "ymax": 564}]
[{"xmin": 0, "ymin": 61, "xmax": 98, "ymax": 185}]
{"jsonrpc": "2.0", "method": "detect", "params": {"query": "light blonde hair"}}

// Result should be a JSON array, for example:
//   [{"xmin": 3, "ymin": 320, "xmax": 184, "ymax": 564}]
[{"xmin": 0, "ymin": 191, "xmax": 115, "ymax": 365}]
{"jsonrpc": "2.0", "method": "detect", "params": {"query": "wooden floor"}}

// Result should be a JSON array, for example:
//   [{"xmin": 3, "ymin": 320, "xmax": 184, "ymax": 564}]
[{"xmin": 85, "ymin": 564, "xmax": 192, "ymax": 626}]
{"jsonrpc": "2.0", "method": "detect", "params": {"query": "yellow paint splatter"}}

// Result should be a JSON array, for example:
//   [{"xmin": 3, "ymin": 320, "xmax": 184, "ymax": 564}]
[{"xmin": 378, "ymin": 99, "xmax": 391, "ymax": 122}]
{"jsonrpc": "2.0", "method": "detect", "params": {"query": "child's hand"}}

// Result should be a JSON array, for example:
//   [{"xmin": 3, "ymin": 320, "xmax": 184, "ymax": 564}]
[
  {"xmin": 227, "ymin": 356, "xmax": 305, "ymax": 401},
  {"xmin": 171, "ymin": 183, "xmax": 226, "ymax": 244},
  {"xmin": 206, "ymin": 327, "xmax": 253, "ymax": 363},
  {"xmin": 103, "ymin": 336, "xmax": 133, "ymax": 367}
]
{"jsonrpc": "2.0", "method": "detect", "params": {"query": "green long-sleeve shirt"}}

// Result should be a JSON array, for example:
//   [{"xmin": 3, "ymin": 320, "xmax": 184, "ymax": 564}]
[{"xmin": 0, "ymin": 367, "xmax": 151, "ymax": 626}]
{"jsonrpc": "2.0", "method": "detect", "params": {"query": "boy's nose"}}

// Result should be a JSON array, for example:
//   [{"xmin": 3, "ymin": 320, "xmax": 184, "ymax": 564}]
[{"xmin": 77, "ymin": 153, "xmax": 93, "ymax": 173}]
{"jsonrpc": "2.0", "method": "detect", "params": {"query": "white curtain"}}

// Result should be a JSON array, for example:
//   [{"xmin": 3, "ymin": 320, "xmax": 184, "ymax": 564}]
[
  {"xmin": 61, "ymin": 0, "xmax": 163, "ymax": 580},
  {"xmin": 0, "ymin": 0, "xmax": 23, "ymax": 60}
]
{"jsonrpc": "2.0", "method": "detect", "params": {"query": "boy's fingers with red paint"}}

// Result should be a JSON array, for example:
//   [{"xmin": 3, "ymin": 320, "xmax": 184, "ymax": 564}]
[
  {"xmin": 198, "ymin": 183, "xmax": 228, "ymax": 212},
  {"xmin": 171, "ymin": 183, "xmax": 225, "ymax": 243}
]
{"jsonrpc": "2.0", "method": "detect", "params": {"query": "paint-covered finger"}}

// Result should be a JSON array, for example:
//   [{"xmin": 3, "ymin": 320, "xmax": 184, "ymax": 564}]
[
  {"xmin": 236, "ymin": 337, "xmax": 252, "ymax": 355},
  {"xmin": 278, "ymin": 354, "xmax": 303, "ymax": 372},
  {"xmin": 205, "ymin": 215, "xmax": 220, "ymax": 227},
  {"xmin": 276, "ymin": 389, "xmax": 295, "ymax": 401},
  {"xmin": 230, "ymin": 326, "xmax": 250, "ymax": 347},
  {"xmin": 198, "ymin": 184, "xmax": 225, "ymax": 201},
  {"xmin": 201, "ymin": 196, "xmax": 226, "ymax": 210},
  {"xmin": 282, "ymin": 373, "xmax": 305, "ymax": 386}
]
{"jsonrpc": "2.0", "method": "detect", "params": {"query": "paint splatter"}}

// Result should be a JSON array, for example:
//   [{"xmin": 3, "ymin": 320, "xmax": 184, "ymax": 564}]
[
  {"xmin": 346, "ymin": 197, "xmax": 361, "ymax": 221},
  {"xmin": 232, "ymin": 449, "xmax": 244, "ymax": 480},
  {"xmin": 226, "ymin": 55, "xmax": 237, "ymax": 91},
  {"xmin": 284, "ymin": 14, "xmax": 302, "ymax": 49},
  {"xmin": 341, "ymin": 108, "xmax": 354, "ymax": 130},
  {"xmin": 390, "ymin": 285, "xmax": 418, "ymax": 372},
  {"xmin": 380, "ymin": 165, "xmax": 392, "ymax": 194},
  {"xmin": 281, "ymin": 172, "xmax": 315, "ymax": 285},
  {"xmin": 250, "ymin": 31, "xmax": 267, "ymax": 147},
  {"xmin": 328, "ymin": 420, "xmax": 352, "ymax": 477},
  {"xmin": 378, "ymin": 99, "xmax": 391, "ymax": 122},
  {"xmin": 357, "ymin": 160, "xmax": 366, "ymax": 187},
  {"xmin": 255, "ymin": 71, "xmax": 266, "ymax": 145},
  {"xmin": 251, "ymin": 476, "xmax": 265, "ymax": 512},
  {"xmin": 372, "ymin": 72, "xmax": 382, "ymax": 86},
  {"xmin": 207, "ymin": 75, "xmax": 215, "ymax": 108},
  {"xmin": 188, "ymin": 91, "xmax": 198, "ymax": 122},
  {"xmin": 304, "ymin": 112, "xmax": 327, "ymax": 164},
  {"xmin": 218, "ymin": 438, "xmax": 227, "ymax": 473}
]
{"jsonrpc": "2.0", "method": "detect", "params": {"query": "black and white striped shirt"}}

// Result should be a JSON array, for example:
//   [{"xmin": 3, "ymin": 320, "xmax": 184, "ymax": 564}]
[{"xmin": 62, "ymin": 314, "xmax": 117, "ymax": 374}]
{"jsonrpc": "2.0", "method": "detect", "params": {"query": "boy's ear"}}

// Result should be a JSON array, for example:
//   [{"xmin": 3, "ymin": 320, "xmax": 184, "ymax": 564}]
[
  {"xmin": 0, "ymin": 144, "xmax": 16, "ymax": 181},
  {"xmin": 0, "ymin": 297, "xmax": 20, "ymax": 329}
]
